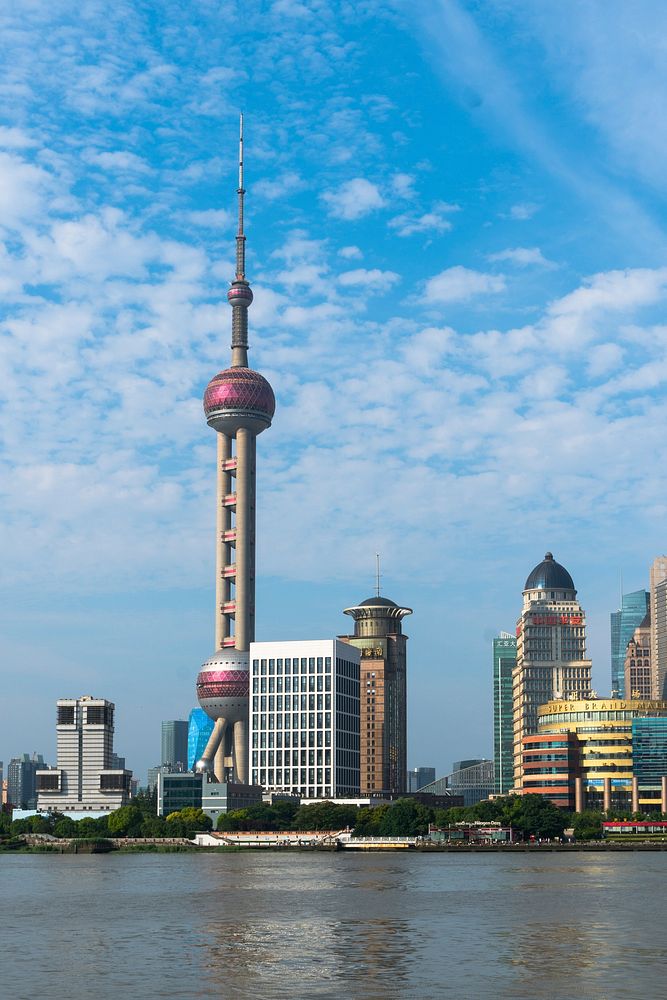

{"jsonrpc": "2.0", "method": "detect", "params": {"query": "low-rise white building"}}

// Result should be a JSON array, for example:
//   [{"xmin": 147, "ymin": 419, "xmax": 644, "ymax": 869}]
[
  {"xmin": 249, "ymin": 639, "xmax": 360, "ymax": 799},
  {"xmin": 36, "ymin": 696, "xmax": 132, "ymax": 813}
]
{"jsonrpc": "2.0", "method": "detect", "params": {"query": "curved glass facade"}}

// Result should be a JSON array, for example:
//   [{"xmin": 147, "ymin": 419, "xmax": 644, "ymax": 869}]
[{"xmin": 187, "ymin": 708, "xmax": 214, "ymax": 771}]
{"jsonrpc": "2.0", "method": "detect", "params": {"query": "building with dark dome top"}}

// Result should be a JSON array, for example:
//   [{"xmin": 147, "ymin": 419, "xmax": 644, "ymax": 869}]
[
  {"xmin": 513, "ymin": 552, "xmax": 592, "ymax": 789},
  {"xmin": 339, "ymin": 590, "xmax": 412, "ymax": 795}
]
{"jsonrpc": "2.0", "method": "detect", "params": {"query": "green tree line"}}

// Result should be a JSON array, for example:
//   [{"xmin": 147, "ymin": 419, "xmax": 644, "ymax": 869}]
[{"xmin": 2, "ymin": 793, "xmax": 665, "ymax": 842}]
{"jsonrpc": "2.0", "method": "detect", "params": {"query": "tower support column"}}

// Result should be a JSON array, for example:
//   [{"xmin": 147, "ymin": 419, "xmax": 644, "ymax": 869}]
[
  {"xmin": 233, "ymin": 718, "xmax": 249, "ymax": 784},
  {"xmin": 234, "ymin": 427, "xmax": 256, "ymax": 650},
  {"xmin": 215, "ymin": 433, "xmax": 233, "ymax": 649}
]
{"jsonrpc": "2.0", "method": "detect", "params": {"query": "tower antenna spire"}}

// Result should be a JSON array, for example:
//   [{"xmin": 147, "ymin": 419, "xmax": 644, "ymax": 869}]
[
  {"xmin": 375, "ymin": 553, "xmax": 381, "ymax": 598},
  {"xmin": 236, "ymin": 112, "xmax": 245, "ymax": 280}
]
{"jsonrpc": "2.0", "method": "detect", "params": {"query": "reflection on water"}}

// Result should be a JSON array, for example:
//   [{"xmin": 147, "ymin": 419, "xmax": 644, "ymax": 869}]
[{"xmin": 2, "ymin": 852, "xmax": 666, "ymax": 999}]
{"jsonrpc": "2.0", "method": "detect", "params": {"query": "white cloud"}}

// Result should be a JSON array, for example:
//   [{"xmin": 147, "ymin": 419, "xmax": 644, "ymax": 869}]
[
  {"xmin": 424, "ymin": 266, "xmax": 506, "ymax": 304},
  {"xmin": 187, "ymin": 208, "xmax": 233, "ymax": 228},
  {"xmin": 87, "ymin": 150, "xmax": 151, "ymax": 173},
  {"xmin": 322, "ymin": 177, "xmax": 385, "ymax": 220},
  {"xmin": 488, "ymin": 246, "xmax": 556, "ymax": 268},
  {"xmin": 389, "ymin": 200, "xmax": 460, "ymax": 237},
  {"xmin": 338, "ymin": 245, "xmax": 362, "ymax": 259},
  {"xmin": 391, "ymin": 172, "xmax": 416, "ymax": 198},
  {"xmin": 338, "ymin": 268, "xmax": 400, "ymax": 292},
  {"xmin": 254, "ymin": 172, "xmax": 304, "ymax": 200},
  {"xmin": 508, "ymin": 202, "xmax": 539, "ymax": 220}
]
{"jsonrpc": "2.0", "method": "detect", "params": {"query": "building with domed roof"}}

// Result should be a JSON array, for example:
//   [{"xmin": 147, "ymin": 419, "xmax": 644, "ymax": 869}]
[
  {"xmin": 339, "ymin": 590, "xmax": 412, "ymax": 795},
  {"xmin": 512, "ymin": 553, "xmax": 592, "ymax": 789}
]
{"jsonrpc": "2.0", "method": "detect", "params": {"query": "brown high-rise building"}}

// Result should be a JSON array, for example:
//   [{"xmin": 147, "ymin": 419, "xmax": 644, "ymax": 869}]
[
  {"xmin": 512, "ymin": 553, "xmax": 592, "ymax": 790},
  {"xmin": 624, "ymin": 612, "xmax": 652, "ymax": 700},
  {"xmin": 339, "ymin": 594, "xmax": 412, "ymax": 795}
]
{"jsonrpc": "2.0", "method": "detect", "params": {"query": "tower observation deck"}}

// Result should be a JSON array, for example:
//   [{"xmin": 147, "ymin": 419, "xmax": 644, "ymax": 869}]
[{"xmin": 195, "ymin": 117, "xmax": 275, "ymax": 784}]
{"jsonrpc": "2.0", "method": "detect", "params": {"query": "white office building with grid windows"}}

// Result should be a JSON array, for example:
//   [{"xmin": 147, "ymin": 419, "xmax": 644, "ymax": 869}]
[{"xmin": 249, "ymin": 639, "xmax": 361, "ymax": 799}]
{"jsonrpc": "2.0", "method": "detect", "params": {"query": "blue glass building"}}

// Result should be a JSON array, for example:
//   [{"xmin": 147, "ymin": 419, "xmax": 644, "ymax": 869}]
[
  {"xmin": 610, "ymin": 590, "xmax": 649, "ymax": 697},
  {"xmin": 632, "ymin": 716, "xmax": 667, "ymax": 787},
  {"xmin": 188, "ymin": 708, "xmax": 214, "ymax": 771},
  {"xmin": 493, "ymin": 633, "xmax": 516, "ymax": 794}
]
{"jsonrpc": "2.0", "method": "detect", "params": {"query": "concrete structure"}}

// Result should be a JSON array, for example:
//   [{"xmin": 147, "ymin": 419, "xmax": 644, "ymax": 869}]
[
  {"xmin": 512, "ymin": 553, "xmax": 592, "ymax": 789},
  {"xmin": 161, "ymin": 720, "xmax": 188, "ymax": 768},
  {"xmin": 610, "ymin": 589, "xmax": 649, "ymax": 697},
  {"xmin": 195, "ymin": 117, "xmax": 276, "ymax": 785},
  {"xmin": 157, "ymin": 770, "xmax": 262, "ymax": 823},
  {"xmin": 249, "ymin": 639, "xmax": 361, "ymax": 799},
  {"xmin": 36, "ymin": 696, "xmax": 132, "ymax": 813},
  {"xmin": 522, "ymin": 697, "xmax": 667, "ymax": 811},
  {"xmin": 650, "ymin": 556, "xmax": 667, "ymax": 700},
  {"xmin": 7, "ymin": 753, "xmax": 46, "ymax": 809},
  {"xmin": 421, "ymin": 760, "xmax": 494, "ymax": 807},
  {"xmin": 624, "ymin": 612, "xmax": 652, "ymax": 700},
  {"xmin": 339, "ymin": 592, "xmax": 412, "ymax": 795},
  {"xmin": 407, "ymin": 767, "xmax": 436, "ymax": 792},
  {"xmin": 493, "ymin": 633, "xmax": 516, "ymax": 794}
]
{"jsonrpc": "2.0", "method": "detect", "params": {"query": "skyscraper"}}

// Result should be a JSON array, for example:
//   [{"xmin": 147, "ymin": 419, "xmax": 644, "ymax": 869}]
[
  {"xmin": 407, "ymin": 767, "xmax": 436, "ymax": 792},
  {"xmin": 195, "ymin": 118, "xmax": 276, "ymax": 783},
  {"xmin": 624, "ymin": 612, "xmax": 652, "ymax": 699},
  {"xmin": 161, "ymin": 720, "xmax": 188, "ymax": 768},
  {"xmin": 7, "ymin": 753, "xmax": 46, "ymax": 810},
  {"xmin": 339, "ymin": 593, "xmax": 412, "ymax": 795},
  {"xmin": 649, "ymin": 556, "xmax": 667, "ymax": 700},
  {"xmin": 36, "ymin": 697, "xmax": 131, "ymax": 812},
  {"xmin": 187, "ymin": 708, "xmax": 214, "ymax": 771},
  {"xmin": 512, "ymin": 553, "xmax": 592, "ymax": 789},
  {"xmin": 610, "ymin": 589, "xmax": 649, "ymax": 697},
  {"xmin": 493, "ymin": 632, "xmax": 516, "ymax": 794}
]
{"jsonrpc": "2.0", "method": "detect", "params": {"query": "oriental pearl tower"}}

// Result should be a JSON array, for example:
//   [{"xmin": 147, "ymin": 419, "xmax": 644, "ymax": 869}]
[{"xmin": 195, "ymin": 116, "xmax": 275, "ymax": 783}]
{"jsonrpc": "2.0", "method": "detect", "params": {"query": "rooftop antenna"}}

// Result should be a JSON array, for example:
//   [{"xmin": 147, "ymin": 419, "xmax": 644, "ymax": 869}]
[{"xmin": 375, "ymin": 553, "xmax": 381, "ymax": 597}]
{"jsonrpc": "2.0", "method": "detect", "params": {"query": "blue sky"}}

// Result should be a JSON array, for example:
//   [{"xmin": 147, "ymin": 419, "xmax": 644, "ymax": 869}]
[{"xmin": 2, "ymin": 0, "xmax": 667, "ymax": 782}]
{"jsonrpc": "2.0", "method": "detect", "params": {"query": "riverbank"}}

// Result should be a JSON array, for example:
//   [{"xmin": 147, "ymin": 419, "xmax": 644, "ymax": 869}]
[{"xmin": 4, "ymin": 835, "xmax": 667, "ymax": 854}]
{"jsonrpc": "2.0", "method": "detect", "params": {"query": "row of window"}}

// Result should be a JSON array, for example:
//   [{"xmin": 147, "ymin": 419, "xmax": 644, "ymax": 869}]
[
  {"xmin": 253, "ymin": 749, "xmax": 332, "ymax": 767},
  {"xmin": 253, "ymin": 675, "xmax": 331, "ymax": 693},
  {"xmin": 253, "ymin": 694, "xmax": 331, "ymax": 712},
  {"xmin": 253, "ymin": 657, "xmax": 332, "ymax": 675}
]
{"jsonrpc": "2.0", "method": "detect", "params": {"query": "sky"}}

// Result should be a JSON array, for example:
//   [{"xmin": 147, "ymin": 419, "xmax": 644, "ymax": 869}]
[{"xmin": 2, "ymin": 0, "xmax": 667, "ymax": 783}]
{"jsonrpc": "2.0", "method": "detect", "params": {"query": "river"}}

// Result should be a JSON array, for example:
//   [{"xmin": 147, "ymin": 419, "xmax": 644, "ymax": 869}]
[{"xmin": 2, "ymin": 851, "xmax": 665, "ymax": 999}]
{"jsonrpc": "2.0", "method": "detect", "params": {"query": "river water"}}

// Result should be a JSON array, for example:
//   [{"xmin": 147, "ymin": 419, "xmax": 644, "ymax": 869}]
[{"xmin": 2, "ymin": 850, "xmax": 665, "ymax": 999}]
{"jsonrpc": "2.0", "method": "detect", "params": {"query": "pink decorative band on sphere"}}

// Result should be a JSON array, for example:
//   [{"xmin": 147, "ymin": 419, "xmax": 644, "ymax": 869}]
[{"xmin": 196, "ymin": 668, "xmax": 249, "ymax": 700}]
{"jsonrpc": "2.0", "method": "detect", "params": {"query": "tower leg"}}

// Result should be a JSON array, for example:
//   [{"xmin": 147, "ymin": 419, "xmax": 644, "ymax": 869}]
[
  {"xmin": 214, "ymin": 723, "xmax": 227, "ymax": 782},
  {"xmin": 196, "ymin": 717, "xmax": 226, "ymax": 780},
  {"xmin": 233, "ymin": 718, "xmax": 249, "ymax": 785}
]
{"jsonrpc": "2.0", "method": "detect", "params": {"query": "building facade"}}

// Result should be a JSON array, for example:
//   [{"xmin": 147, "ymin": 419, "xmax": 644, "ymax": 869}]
[
  {"xmin": 194, "ymin": 117, "xmax": 276, "ymax": 784},
  {"xmin": 339, "ymin": 595, "xmax": 412, "ymax": 796},
  {"xmin": 522, "ymin": 698, "xmax": 667, "ymax": 812},
  {"xmin": 512, "ymin": 553, "xmax": 592, "ymax": 789},
  {"xmin": 7, "ymin": 753, "xmax": 46, "ymax": 810},
  {"xmin": 407, "ymin": 767, "xmax": 436, "ymax": 792},
  {"xmin": 493, "ymin": 632, "xmax": 516, "ymax": 795},
  {"xmin": 419, "ymin": 760, "xmax": 494, "ymax": 807},
  {"xmin": 624, "ymin": 613, "xmax": 652, "ymax": 699},
  {"xmin": 650, "ymin": 556, "xmax": 667, "ymax": 700},
  {"xmin": 249, "ymin": 640, "xmax": 360, "ymax": 800},
  {"xmin": 161, "ymin": 720, "xmax": 188, "ymax": 768},
  {"xmin": 187, "ymin": 708, "xmax": 214, "ymax": 771},
  {"xmin": 610, "ymin": 589, "xmax": 649, "ymax": 697},
  {"xmin": 36, "ymin": 697, "xmax": 132, "ymax": 812}
]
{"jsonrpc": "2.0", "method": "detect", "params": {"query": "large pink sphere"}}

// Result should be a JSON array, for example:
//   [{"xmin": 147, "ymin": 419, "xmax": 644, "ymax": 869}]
[{"xmin": 203, "ymin": 367, "xmax": 275, "ymax": 435}]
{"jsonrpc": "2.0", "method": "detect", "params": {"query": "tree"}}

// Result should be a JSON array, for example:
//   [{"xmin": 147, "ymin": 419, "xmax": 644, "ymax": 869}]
[
  {"xmin": 292, "ymin": 802, "xmax": 359, "ymax": 832},
  {"xmin": 54, "ymin": 817, "xmax": 77, "ymax": 838},
  {"xmin": 572, "ymin": 810, "xmax": 603, "ymax": 841},
  {"xmin": 108, "ymin": 806, "xmax": 144, "ymax": 837},
  {"xmin": 166, "ymin": 807, "xmax": 211, "ymax": 835},
  {"xmin": 353, "ymin": 804, "xmax": 389, "ymax": 836},
  {"xmin": 377, "ymin": 798, "xmax": 433, "ymax": 837}
]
